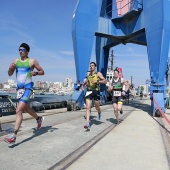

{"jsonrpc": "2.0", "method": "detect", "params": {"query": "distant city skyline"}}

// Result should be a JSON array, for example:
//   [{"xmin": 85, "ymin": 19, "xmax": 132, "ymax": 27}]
[
  {"xmin": 2, "ymin": 78, "xmax": 72, "ymax": 85},
  {"xmin": 1, "ymin": 78, "xmax": 74, "ymax": 94}
]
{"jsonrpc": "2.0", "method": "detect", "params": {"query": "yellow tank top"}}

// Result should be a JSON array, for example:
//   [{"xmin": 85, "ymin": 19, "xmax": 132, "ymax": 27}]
[{"xmin": 87, "ymin": 72, "xmax": 99, "ymax": 90}]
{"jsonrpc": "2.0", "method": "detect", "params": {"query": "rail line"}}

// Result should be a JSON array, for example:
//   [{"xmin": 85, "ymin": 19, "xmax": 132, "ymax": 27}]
[
  {"xmin": 0, "ymin": 104, "xmax": 118, "ymax": 138},
  {"xmin": 48, "ymin": 102, "xmax": 139, "ymax": 170},
  {"xmin": 2, "ymin": 98, "xmax": 166, "ymax": 170}
]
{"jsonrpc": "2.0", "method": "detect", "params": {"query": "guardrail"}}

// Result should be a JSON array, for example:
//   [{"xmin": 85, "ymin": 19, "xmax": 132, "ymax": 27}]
[
  {"xmin": 153, "ymin": 96, "xmax": 170, "ymax": 125},
  {"xmin": 105, "ymin": 0, "xmax": 143, "ymax": 19}
]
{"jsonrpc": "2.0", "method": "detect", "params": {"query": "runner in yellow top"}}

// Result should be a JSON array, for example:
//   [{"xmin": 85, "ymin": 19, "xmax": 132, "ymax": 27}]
[{"xmin": 82, "ymin": 62, "xmax": 107, "ymax": 130}]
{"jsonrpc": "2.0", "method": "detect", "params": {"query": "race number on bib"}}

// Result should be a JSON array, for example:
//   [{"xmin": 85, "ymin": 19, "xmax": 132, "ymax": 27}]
[
  {"xmin": 17, "ymin": 89, "xmax": 25, "ymax": 99},
  {"xmin": 113, "ymin": 91, "xmax": 121, "ymax": 97}
]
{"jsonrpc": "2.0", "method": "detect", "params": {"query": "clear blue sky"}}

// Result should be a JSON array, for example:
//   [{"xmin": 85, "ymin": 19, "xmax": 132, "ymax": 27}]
[{"xmin": 0, "ymin": 0, "xmax": 151, "ymax": 87}]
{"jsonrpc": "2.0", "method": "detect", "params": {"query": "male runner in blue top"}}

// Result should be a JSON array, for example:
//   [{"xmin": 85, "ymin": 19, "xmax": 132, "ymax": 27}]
[{"xmin": 4, "ymin": 43, "xmax": 45, "ymax": 144}]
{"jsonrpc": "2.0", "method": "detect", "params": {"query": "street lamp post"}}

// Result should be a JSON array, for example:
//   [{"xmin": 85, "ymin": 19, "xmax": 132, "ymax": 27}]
[
  {"xmin": 146, "ymin": 79, "xmax": 150, "ymax": 94},
  {"xmin": 108, "ymin": 49, "xmax": 115, "ymax": 71},
  {"xmin": 131, "ymin": 76, "xmax": 133, "ymax": 86}
]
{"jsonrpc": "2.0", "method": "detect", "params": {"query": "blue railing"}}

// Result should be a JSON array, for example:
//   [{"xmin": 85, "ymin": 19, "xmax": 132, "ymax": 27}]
[{"xmin": 105, "ymin": 0, "xmax": 143, "ymax": 19}]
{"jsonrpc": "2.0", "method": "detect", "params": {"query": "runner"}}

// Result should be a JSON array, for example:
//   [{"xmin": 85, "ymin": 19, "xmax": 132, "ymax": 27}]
[
  {"xmin": 140, "ymin": 91, "xmax": 143, "ymax": 100},
  {"xmin": 81, "ymin": 71, "xmax": 90, "ymax": 109},
  {"xmin": 0, "ymin": 114, "xmax": 2, "ymax": 132},
  {"xmin": 108, "ymin": 67, "xmax": 126, "ymax": 124},
  {"xmin": 124, "ymin": 81, "xmax": 130, "ymax": 104},
  {"xmin": 82, "ymin": 62, "xmax": 107, "ymax": 130},
  {"xmin": 4, "ymin": 43, "xmax": 45, "ymax": 144}
]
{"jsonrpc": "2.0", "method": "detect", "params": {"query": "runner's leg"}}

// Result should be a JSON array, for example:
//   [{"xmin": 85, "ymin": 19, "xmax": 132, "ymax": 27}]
[
  {"xmin": 85, "ymin": 99, "xmax": 92, "ymax": 123},
  {"xmin": 94, "ymin": 100, "xmax": 102, "ymax": 120},
  {"xmin": 113, "ymin": 103, "xmax": 119, "ymax": 122}
]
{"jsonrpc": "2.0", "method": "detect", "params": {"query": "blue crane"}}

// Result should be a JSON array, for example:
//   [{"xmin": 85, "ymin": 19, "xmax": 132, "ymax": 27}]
[{"xmin": 71, "ymin": 0, "xmax": 170, "ymax": 116}]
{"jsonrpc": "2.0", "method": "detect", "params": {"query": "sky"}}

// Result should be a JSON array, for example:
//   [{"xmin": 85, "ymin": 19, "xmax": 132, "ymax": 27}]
[{"xmin": 0, "ymin": 0, "xmax": 151, "ymax": 87}]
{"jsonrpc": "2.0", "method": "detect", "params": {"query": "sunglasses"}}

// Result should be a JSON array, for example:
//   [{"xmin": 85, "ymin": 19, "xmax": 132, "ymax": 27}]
[{"xmin": 19, "ymin": 48, "xmax": 27, "ymax": 52}]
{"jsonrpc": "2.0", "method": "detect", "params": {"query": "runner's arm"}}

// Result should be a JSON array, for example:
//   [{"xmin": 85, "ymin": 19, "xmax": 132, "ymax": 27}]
[
  {"xmin": 97, "ymin": 72, "xmax": 107, "ymax": 84},
  {"xmin": 8, "ymin": 59, "xmax": 17, "ymax": 76},
  {"xmin": 80, "ymin": 78, "xmax": 88, "ymax": 90},
  {"xmin": 31, "ymin": 59, "xmax": 45, "ymax": 76},
  {"xmin": 107, "ymin": 79, "xmax": 113, "ymax": 93}
]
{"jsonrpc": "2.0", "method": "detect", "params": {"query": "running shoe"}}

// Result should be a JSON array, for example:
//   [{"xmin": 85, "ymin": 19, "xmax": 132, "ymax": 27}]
[
  {"xmin": 84, "ymin": 123, "xmax": 90, "ymax": 130},
  {"xmin": 4, "ymin": 134, "xmax": 16, "ymax": 144},
  {"xmin": 37, "ymin": 116, "xmax": 44, "ymax": 129},
  {"xmin": 98, "ymin": 113, "xmax": 102, "ymax": 120},
  {"xmin": 115, "ymin": 120, "xmax": 120, "ymax": 125},
  {"xmin": 120, "ymin": 109, "xmax": 123, "ymax": 114}
]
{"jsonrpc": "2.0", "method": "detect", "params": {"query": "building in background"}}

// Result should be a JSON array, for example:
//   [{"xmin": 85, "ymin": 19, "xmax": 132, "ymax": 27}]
[{"xmin": 0, "ymin": 78, "xmax": 72, "ymax": 93}]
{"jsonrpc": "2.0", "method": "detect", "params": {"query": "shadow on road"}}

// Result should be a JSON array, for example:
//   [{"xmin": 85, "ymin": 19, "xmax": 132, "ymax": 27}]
[{"xmin": 9, "ymin": 126, "xmax": 58, "ymax": 148}]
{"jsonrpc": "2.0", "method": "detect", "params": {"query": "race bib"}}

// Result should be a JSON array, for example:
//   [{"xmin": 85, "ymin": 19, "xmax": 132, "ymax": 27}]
[
  {"xmin": 85, "ymin": 91, "xmax": 92, "ymax": 97},
  {"xmin": 17, "ymin": 89, "xmax": 25, "ymax": 99},
  {"xmin": 113, "ymin": 91, "xmax": 121, "ymax": 97}
]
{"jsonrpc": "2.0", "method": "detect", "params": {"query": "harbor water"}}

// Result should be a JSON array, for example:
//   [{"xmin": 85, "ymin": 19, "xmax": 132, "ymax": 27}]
[
  {"xmin": 0, "ymin": 92, "xmax": 72, "ymax": 116},
  {"xmin": 0, "ymin": 92, "xmax": 72, "ymax": 101}
]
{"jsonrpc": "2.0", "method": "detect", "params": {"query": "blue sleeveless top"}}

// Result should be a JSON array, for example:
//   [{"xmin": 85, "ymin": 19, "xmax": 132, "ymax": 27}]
[{"xmin": 16, "ymin": 58, "xmax": 33, "ymax": 89}]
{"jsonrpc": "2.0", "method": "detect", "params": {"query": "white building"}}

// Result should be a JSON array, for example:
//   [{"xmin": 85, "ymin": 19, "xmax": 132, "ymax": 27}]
[
  {"xmin": 66, "ymin": 78, "xmax": 73, "ymax": 88},
  {"xmin": 3, "ymin": 84, "xmax": 10, "ymax": 89}
]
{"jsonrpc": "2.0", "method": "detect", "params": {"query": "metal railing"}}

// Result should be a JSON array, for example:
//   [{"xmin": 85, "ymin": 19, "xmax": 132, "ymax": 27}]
[{"xmin": 105, "ymin": 0, "xmax": 143, "ymax": 19}]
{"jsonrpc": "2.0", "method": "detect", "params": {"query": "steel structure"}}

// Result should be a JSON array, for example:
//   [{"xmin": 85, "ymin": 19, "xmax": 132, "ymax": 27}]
[{"xmin": 72, "ymin": 0, "xmax": 170, "ymax": 115}]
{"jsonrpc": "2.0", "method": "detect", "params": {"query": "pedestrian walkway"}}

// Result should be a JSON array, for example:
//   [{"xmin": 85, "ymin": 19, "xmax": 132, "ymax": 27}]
[{"xmin": 67, "ymin": 99, "xmax": 170, "ymax": 170}]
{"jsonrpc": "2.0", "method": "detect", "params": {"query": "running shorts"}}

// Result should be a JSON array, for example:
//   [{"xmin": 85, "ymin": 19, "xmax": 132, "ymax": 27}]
[{"xmin": 85, "ymin": 90, "xmax": 100, "ymax": 101}]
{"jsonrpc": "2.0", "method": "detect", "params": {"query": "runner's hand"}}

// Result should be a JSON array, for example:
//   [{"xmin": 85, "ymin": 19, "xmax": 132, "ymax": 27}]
[
  {"xmin": 31, "ymin": 71, "xmax": 38, "ymax": 76},
  {"xmin": 91, "ymin": 80, "xmax": 98, "ymax": 84},
  {"xmin": 107, "ymin": 87, "xmax": 112, "ymax": 93},
  {"xmin": 9, "ymin": 63, "xmax": 16, "ymax": 70},
  {"xmin": 122, "ymin": 91, "xmax": 125, "ymax": 96}
]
